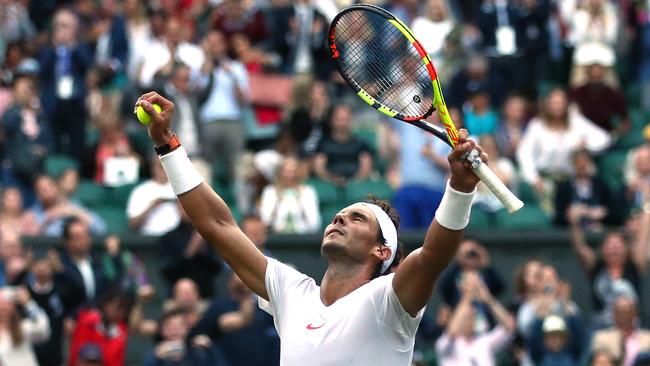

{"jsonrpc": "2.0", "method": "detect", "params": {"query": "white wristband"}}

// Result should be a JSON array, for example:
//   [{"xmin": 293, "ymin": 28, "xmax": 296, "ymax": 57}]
[
  {"xmin": 159, "ymin": 146, "xmax": 204, "ymax": 195},
  {"xmin": 435, "ymin": 180, "xmax": 475, "ymax": 230}
]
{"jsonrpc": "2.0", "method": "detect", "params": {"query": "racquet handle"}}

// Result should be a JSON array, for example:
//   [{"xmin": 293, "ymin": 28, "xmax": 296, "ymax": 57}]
[{"xmin": 473, "ymin": 162, "xmax": 524, "ymax": 213}]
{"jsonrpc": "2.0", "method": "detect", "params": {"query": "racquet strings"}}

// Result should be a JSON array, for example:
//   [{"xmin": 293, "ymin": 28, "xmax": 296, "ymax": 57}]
[{"xmin": 333, "ymin": 9, "xmax": 435, "ymax": 119}]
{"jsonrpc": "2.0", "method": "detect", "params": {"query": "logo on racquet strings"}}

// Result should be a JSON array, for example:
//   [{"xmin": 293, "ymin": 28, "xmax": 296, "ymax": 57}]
[
  {"xmin": 413, "ymin": 95, "xmax": 421, "ymax": 103},
  {"xmin": 329, "ymin": 31, "xmax": 340, "ymax": 59}
]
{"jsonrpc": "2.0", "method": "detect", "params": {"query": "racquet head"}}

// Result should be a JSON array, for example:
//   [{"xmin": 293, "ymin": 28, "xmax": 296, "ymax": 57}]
[{"xmin": 328, "ymin": 4, "xmax": 436, "ymax": 121}]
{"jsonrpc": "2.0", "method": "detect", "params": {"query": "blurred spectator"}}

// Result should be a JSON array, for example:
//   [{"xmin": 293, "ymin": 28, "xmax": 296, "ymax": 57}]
[
  {"xmin": 88, "ymin": 0, "xmax": 129, "ymax": 89},
  {"xmin": 159, "ymin": 63, "xmax": 205, "ymax": 161},
  {"xmin": 511, "ymin": 259, "xmax": 544, "ymax": 313},
  {"xmin": 434, "ymin": 271, "xmax": 515, "ymax": 365},
  {"xmin": 1, "ymin": 72, "xmax": 53, "ymax": 200},
  {"xmin": 241, "ymin": 213, "xmax": 273, "ymax": 256},
  {"xmin": 0, "ymin": 0, "xmax": 35, "ymax": 61},
  {"xmin": 569, "ymin": 209, "xmax": 649, "ymax": 329},
  {"xmin": 569, "ymin": 0, "xmax": 618, "ymax": 87},
  {"xmin": 126, "ymin": 157, "xmax": 180, "ymax": 236},
  {"xmin": 192, "ymin": 271, "xmax": 280, "ymax": 366},
  {"xmin": 387, "ymin": 117, "xmax": 450, "ymax": 229},
  {"xmin": 0, "ymin": 187, "xmax": 39, "ymax": 236},
  {"xmin": 588, "ymin": 349, "xmax": 617, "ymax": 366},
  {"xmin": 82, "ymin": 114, "xmax": 140, "ymax": 186},
  {"xmin": 516, "ymin": 88, "xmax": 611, "ymax": 212},
  {"xmin": 163, "ymin": 279, "xmax": 208, "ymax": 321},
  {"xmin": 197, "ymin": 30, "xmax": 250, "ymax": 186},
  {"xmin": 123, "ymin": 0, "xmax": 153, "ymax": 80},
  {"xmin": 259, "ymin": 156, "xmax": 321, "ymax": 234},
  {"xmin": 0, "ymin": 286, "xmax": 50, "ymax": 366},
  {"xmin": 73, "ymin": 343, "xmax": 103, "ymax": 366},
  {"xmin": 494, "ymin": 93, "xmax": 529, "ymax": 160},
  {"xmin": 514, "ymin": 0, "xmax": 551, "ymax": 99},
  {"xmin": 463, "ymin": 88, "xmax": 499, "ymax": 137},
  {"xmin": 472, "ymin": 134, "xmax": 517, "ymax": 214},
  {"xmin": 591, "ymin": 296, "xmax": 650, "ymax": 366},
  {"xmin": 135, "ymin": 16, "xmax": 204, "ymax": 88},
  {"xmin": 211, "ymin": 0, "xmax": 268, "ymax": 45},
  {"xmin": 100, "ymin": 234, "xmax": 152, "ymax": 299},
  {"xmin": 159, "ymin": 204, "xmax": 223, "ymax": 298},
  {"xmin": 411, "ymin": 0, "xmax": 455, "ymax": 68},
  {"xmin": 38, "ymin": 9, "xmax": 92, "ymax": 161},
  {"xmin": 143, "ymin": 308, "xmax": 222, "ymax": 366},
  {"xmin": 626, "ymin": 145, "xmax": 650, "ymax": 209},
  {"xmin": 554, "ymin": 149, "xmax": 618, "ymax": 228},
  {"xmin": 68, "ymin": 287, "xmax": 132, "ymax": 366},
  {"xmin": 475, "ymin": 0, "xmax": 525, "ymax": 99},
  {"xmin": 56, "ymin": 217, "xmax": 106, "ymax": 317},
  {"xmin": 438, "ymin": 240, "xmax": 505, "ymax": 324},
  {"xmin": 0, "ymin": 230, "xmax": 28, "ymax": 287},
  {"xmin": 132, "ymin": 278, "xmax": 209, "ymax": 339},
  {"xmin": 446, "ymin": 55, "xmax": 498, "ymax": 110},
  {"xmin": 571, "ymin": 60, "xmax": 631, "ymax": 136},
  {"xmin": 25, "ymin": 175, "xmax": 107, "ymax": 236},
  {"xmin": 313, "ymin": 104, "xmax": 373, "ymax": 186},
  {"xmin": 288, "ymin": 80, "xmax": 331, "ymax": 156},
  {"xmin": 527, "ymin": 314, "xmax": 584, "ymax": 366},
  {"xmin": 517, "ymin": 265, "xmax": 580, "ymax": 339},
  {"xmin": 27, "ymin": 252, "xmax": 65, "ymax": 366},
  {"xmin": 271, "ymin": 0, "xmax": 330, "ymax": 78},
  {"xmin": 57, "ymin": 167, "xmax": 80, "ymax": 201}
]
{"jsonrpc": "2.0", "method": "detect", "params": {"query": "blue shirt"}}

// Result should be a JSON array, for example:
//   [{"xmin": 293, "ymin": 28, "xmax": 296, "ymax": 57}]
[
  {"xmin": 463, "ymin": 109, "xmax": 499, "ymax": 137},
  {"xmin": 394, "ymin": 120, "xmax": 450, "ymax": 191}
]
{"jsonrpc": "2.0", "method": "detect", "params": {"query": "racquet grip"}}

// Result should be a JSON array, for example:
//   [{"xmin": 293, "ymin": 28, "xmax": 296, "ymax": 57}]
[{"xmin": 473, "ymin": 162, "xmax": 524, "ymax": 213}]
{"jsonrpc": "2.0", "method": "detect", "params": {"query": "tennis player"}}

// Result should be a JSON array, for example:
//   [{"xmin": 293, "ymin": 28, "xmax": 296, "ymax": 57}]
[{"xmin": 136, "ymin": 92, "xmax": 487, "ymax": 365}]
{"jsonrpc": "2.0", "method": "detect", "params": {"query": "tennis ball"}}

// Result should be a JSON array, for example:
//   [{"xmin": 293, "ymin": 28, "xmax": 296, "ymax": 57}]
[{"xmin": 136, "ymin": 103, "xmax": 161, "ymax": 125}]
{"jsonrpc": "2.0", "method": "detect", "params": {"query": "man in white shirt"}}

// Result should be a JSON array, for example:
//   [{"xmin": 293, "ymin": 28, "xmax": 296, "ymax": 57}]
[
  {"xmin": 126, "ymin": 157, "xmax": 180, "ymax": 236},
  {"xmin": 136, "ymin": 92, "xmax": 488, "ymax": 365},
  {"xmin": 136, "ymin": 17, "xmax": 204, "ymax": 89}
]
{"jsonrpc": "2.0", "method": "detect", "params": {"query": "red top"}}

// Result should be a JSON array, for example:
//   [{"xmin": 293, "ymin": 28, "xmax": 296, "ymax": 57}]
[{"xmin": 68, "ymin": 309, "xmax": 128, "ymax": 366}]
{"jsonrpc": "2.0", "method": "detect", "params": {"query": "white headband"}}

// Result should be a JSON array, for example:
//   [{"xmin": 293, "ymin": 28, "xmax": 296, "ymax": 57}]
[{"xmin": 359, "ymin": 203, "xmax": 398, "ymax": 273}]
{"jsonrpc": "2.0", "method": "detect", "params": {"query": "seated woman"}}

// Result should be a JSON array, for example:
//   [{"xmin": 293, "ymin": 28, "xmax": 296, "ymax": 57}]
[
  {"xmin": 516, "ymin": 88, "xmax": 611, "ymax": 212},
  {"xmin": 259, "ymin": 156, "xmax": 320, "ymax": 234}
]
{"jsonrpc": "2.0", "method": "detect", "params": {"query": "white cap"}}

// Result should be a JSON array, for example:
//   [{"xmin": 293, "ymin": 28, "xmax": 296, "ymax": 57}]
[
  {"xmin": 542, "ymin": 315, "xmax": 567, "ymax": 333},
  {"xmin": 574, "ymin": 43, "xmax": 615, "ymax": 67}
]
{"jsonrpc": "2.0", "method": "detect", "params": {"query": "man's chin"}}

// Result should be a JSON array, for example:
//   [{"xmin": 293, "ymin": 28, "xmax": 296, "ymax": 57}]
[{"xmin": 320, "ymin": 239, "xmax": 345, "ymax": 257}]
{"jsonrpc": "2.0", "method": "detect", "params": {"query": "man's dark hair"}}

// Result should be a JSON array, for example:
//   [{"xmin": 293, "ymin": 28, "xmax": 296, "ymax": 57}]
[
  {"xmin": 62, "ymin": 216, "xmax": 84, "ymax": 241},
  {"xmin": 366, "ymin": 196, "xmax": 402, "ymax": 278}
]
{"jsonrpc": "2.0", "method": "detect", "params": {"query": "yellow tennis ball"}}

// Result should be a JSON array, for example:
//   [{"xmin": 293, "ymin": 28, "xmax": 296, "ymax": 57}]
[{"xmin": 135, "ymin": 103, "xmax": 161, "ymax": 125}]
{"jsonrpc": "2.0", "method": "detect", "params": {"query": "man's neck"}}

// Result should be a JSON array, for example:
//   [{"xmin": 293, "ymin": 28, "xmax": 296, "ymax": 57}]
[{"xmin": 320, "ymin": 264, "xmax": 374, "ymax": 306}]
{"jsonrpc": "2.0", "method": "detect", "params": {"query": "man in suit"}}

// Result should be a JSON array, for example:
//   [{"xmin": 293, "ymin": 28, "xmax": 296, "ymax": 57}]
[
  {"xmin": 56, "ymin": 216, "xmax": 105, "ymax": 317},
  {"xmin": 37, "ymin": 9, "xmax": 92, "ymax": 162},
  {"xmin": 592, "ymin": 296, "xmax": 650, "ymax": 366}
]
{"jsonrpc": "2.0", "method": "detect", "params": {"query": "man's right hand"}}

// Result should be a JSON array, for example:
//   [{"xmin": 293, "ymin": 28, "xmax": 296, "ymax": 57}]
[{"xmin": 135, "ymin": 92, "xmax": 175, "ymax": 146}]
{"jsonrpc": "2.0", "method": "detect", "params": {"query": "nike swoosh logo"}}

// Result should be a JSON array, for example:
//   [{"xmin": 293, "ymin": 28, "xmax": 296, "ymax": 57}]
[{"xmin": 306, "ymin": 323, "xmax": 325, "ymax": 330}]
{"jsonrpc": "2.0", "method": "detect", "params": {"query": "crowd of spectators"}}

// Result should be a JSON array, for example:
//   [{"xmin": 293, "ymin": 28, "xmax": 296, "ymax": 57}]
[{"xmin": 1, "ymin": 0, "xmax": 650, "ymax": 365}]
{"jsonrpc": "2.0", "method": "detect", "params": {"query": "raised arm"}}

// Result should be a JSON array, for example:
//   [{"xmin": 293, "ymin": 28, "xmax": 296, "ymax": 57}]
[
  {"xmin": 631, "ymin": 190, "xmax": 650, "ymax": 273},
  {"xmin": 393, "ymin": 130, "xmax": 483, "ymax": 316},
  {"xmin": 567, "ymin": 207, "xmax": 597, "ymax": 275},
  {"xmin": 137, "ymin": 93, "xmax": 268, "ymax": 300}
]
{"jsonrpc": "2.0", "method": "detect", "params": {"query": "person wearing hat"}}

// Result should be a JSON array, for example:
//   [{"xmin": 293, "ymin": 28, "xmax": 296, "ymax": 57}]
[
  {"xmin": 75, "ymin": 343, "xmax": 103, "ymax": 366},
  {"xmin": 527, "ymin": 314, "xmax": 584, "ymax": 366},
  {"xmin": 570, "ymin": 55, "xmax": 631, "ymax": 137}
]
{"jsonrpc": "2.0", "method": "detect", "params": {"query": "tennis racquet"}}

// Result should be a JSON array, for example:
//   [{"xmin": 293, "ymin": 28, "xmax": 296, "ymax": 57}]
[{"xmin": 328, "ymin": 4, "xmax": 523, "ymax": 213}]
